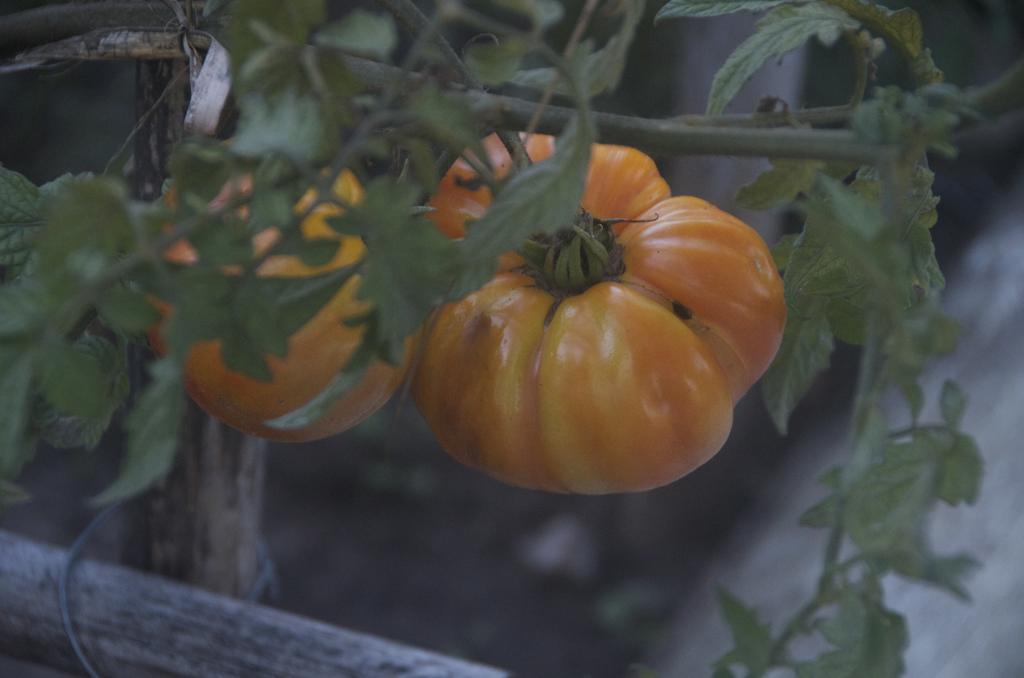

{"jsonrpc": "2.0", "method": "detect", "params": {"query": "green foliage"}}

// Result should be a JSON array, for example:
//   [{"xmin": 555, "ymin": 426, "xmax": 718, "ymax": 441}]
[
  {"xmin": 821, "ymin": 0, "xmax": 941, "ymax": 85},
  {"xmin": 0, "ymin": 345, "xmax": 36, "ymax": 479},
  {"xmin": 465, "ymin": 39, "xmax": 529, "ymax": 86},
  {"xmin": 0, "ymin": 166, "xmax": 42, "ymax": 280},
  {"xmin": 795, "ymin": 586, "xmax": 908, "ymax": 678},
  {"xmin": 714, "ymin": 588, "xmax": 774, "ymax": 676},
  {"xmin": 736, "ymin": 159, "xmax": 824, "ymax": 210},
  {"xmin": 512, "ymin": 0, "xmax": 645, "ymax": 96},
  {"xmin": 92, "ymin": 358, "xmax": 184, "ymax": 505},
  {"xmin": 762, "ymin": 311, "xmax": 833, "ymax": 434},
  {"xmin": 329, "ymin": 178, "xmax": 460, "ymax": 356},
  {"xmin": 0, "ymin": 3, "xmax": 994, "ymax": 672},
  {"xmin": 314, "ymin": 10, "xmax": 397, "ymax": 61},
  {"xmin": 705, "ymin": 4, "xmax": 858, "ymax": 115},
  {"xmin": 455, "ymin": 113, "xmax": 594, "ymax": 296},
  {"xmin": 656, "ymin": 1, "xmax": 788, "ymax": 21}
]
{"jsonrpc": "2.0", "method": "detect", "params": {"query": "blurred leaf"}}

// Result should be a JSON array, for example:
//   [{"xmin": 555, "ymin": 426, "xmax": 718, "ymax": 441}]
[
  {"xmin": 797, "ymin": 588, "xmax": 907, "ymax": 678},
  {"xmin": 38, "ymin": 335, "xmax": 125, "ymax": 422},
  {"xmin": 39, "ymin": 177, "xmax": 134, "ymax": 287},
  {"xmin": 230, "ymin": 0, "xmax": 325, "ymax": 76},
  {"xmin": 98, "ymin": 285, "xmax": 163, "ymax": 334},
  {"xmin": 814, "ymin": 174, "xmax": 885, "ymax": 240},
  {"xmin": 407, "ymin": 86, "xmax": 485, "ymax": 156},
  {"xmin": 707, "ymin": 4, "xmax": 858, "ymax": 114},
  {"xmin": 233, "ymin": 90, "xmax": 338, "ymax": 165},
  {"xmin": 490, "ymin": 0, "xmax": 564, "ymax": 30},
  {"xmin": 656, "ymin": 1, "xmax": 787, "ymax": 21},
  {"xmin": 92, "ymin": 357, "xmax": 184, "ymax": 505},
  {"xmin": 845, "ymin": 441, "xmax": 933, "ymax": 554},
  {"xmin": 456, "ymin": 110, "xmax": 594, "ymax": 296},
  {"xmin": 939, "ymin": 379, "xmax": 966, "ymax": 428},
  {"xmin": 465, "ymin": 39, "xmax": 528, "ymax": 86},
  {"xmin": 929, "ymin": 430, "xmax": 982, "ymax": 506},
  {"xmin": 800, "ymin": 492, "xmax": 838, "ymax": 528},
  {"xmin": 0, "ymin": 344, "xmax": 36, "ymax": 478},
  {"xmin": 168, "ymin": 141, "xmax": 236, "ymax": 205},
  {"xmin": 736, "ymin": 159, "xmax": 823, "ymax": 210},
  {"xmin": 771, "ymin": 233, "xmax": 798, "ymax": 272},
  {"xmin": 314, "ymin": 10, "xmax": 397, "ymax": 61},
  {"xmin": 713, "ymin": 588, "xmax": 773, "ymax": 676},
  {"xmin": 0, "ymin": 283, "xmax": 47, "ymax": 338},
  {"xmin": 234, "ymin": 265, "xmax": 357, "ymax": 361},
  {"xmin": 918, "ymin": 553, "xmax": 978, "ymax": 600},
  {"xmin": 762, "ymin": 312, "xmax": 833, "ymax": 434},
  {"xmin": 513, "ymin": 0, "xmax": 644, "ymax": 96},
  {"xmin": 0, "ymin": 165, "xmax": 41, "ymax": 280}
]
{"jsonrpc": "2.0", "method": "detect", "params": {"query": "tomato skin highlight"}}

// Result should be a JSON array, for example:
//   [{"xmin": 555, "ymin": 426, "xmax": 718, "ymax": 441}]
[
  {"xmin": 151, "ymin": 171, "xmax": 408, "ymax": 442},
  {"xmin": 415, "ymin": 135, "xmax": 785, "ymax": 493}
]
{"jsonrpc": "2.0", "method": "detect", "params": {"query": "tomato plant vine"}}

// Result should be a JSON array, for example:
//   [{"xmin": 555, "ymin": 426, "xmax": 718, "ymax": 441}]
[{"xmin": 1, "ymin": 0, "xmax": 1022, "ymax": 675}]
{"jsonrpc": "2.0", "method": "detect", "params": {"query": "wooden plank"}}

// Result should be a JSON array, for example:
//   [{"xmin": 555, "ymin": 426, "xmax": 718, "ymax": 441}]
[{"xmin": 0, "ymin": 530, "xmax": 509, "ymax": 678}]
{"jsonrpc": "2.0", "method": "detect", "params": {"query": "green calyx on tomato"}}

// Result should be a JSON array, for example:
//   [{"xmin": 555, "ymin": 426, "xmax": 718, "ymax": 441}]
[{"xmin": 517, "ymin": 210, "xmax": 627, "ymax": 297}]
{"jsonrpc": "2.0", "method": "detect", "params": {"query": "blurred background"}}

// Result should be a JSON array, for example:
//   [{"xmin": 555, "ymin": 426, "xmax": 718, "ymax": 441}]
[{"xmin": 2, "ymin": 1, "xmax": 1024, "ymax": 676}]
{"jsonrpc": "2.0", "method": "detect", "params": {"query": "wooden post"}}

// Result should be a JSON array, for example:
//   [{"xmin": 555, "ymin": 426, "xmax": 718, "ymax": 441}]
[
  {"xmin": 0, "ymin": 530, "xmax": 510, "ymax": 678},
  {"xmin": 122, "ymin": 56, "xmax": 268, "ymax": 598}
]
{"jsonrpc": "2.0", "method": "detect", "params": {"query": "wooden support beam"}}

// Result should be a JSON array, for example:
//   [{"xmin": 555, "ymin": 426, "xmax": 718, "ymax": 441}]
[{"xmin": 0, "ymin": 530, "xmax": 509, "ymax": 678}]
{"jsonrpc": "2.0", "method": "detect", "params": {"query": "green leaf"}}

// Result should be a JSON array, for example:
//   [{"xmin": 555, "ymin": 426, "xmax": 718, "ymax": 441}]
[
  {"xmin": 490, "ymin": 0, "xmax": 564, "ymax": 30},
  {"xmin": 713, "ymin": 588, "xmax": 773, "ymax": 676},
  {"xmin": 770, "ymin": 233, "xmax": 798, "ymax": 272},
  {"xmin": 38, "ymin": 335, "xmax": 127, "ymax": 422},
  {"xmin": 800, "ymin": 492, "xmax": 838, "ymax": 528},
  {"xmin": 234, "ymin": 265, "xmax": 357, "ymax": 361},
  {"xmin": 797, "ymin": 588, "xmax": 907, "ymax": 678},
  {"xmin": 845, "ymin": 441, "xmax": 933, "ymax": 554},
  {"xmin": 736, "ymin": 159, "xmax": 823, "ymax": 210},
  {"xmin": 931, "ymin": 430, "xmax": 982, "ymax": 506},
  {"xmin": 407, "ymin": 85, "xmax": 486, "ymax": 157},
  {"xmin": 92, "ymin": 357, "xmax": 184, "ymax": 505},
  {"xmin": 512, "ymin": 0, "xmax": 645, "ymax": 96},
  {"xmin": 168, "ymin": 141, "xmax": 236, "ymax": 205},
  {"xmin": 919, "ymin": 553, "xmax": 978, "ymax": 600},
  {"xmin": 98, "ymin": 285, "xmax": 163, "ymax": 334},
  {"xmin": 656, "ymin": 0, "xmax": 787, "ymax": 21},
  {"xmin": 455, "ymin": 113, "xmax": 594, "ymax": 296},
  {"xmin": 0, "ymin": 165, "xmax": 42, "ymax": 280},
  {"xmin": 0, "ymin": 345, "xmax": 36, "ymax": 478},
  {"xmin": 233, "ymin": 90, "xmax": 338, "ymax": 165},
  {"xmin": 761, "ymin": 312, "xmax": 833, "ymax": 434},
  {"xmin": 334, "ymin": 178, "xmax": 461, "ymax": 350},
  {"xmin": 465, "ymin": 39, "xmax": 529, "ymax": 86},
  {"xmin": 706, "ymin": 4, "xmax": 859, "ymax": 115},
  {"xmin": 0, "ymin": 282, "xmax": 47, "ymax": 338},
  {"xmin": 264, "ymin": 327, "xmax": 375, "ymax": 432},
  {"xmin": 939, "ymin": 379, "xmax": 966, "ymax": 428},
  {"xmin": 821, "ymin": 0, "xmax": 942, "ymax": 84},
  {"xmin": 39, "ymin": 177, "xmax": 134, "ymax": 286},
  {"xmin": 314, "ymin": 10, "xmax": 397, "ymax": 61},
  {"xmin": 814, "ymin": 174, "xmax": 885, "ymax": 240},
  {"xmin": 229, "ymin": 0, "xmax": 325, "ymax": 76}
]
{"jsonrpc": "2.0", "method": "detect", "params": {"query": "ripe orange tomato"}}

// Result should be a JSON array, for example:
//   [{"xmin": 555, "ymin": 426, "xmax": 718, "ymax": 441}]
[
  {"xmin": 152, "ymin": 172, "xmax": 408, "ymax": 442},
  {"xmin": 414, "ymin": 135, "xmax": 786, "ymax": 493}
]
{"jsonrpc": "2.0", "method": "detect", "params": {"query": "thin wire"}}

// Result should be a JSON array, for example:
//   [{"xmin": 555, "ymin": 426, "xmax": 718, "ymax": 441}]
[
  {"xmin": 59, "ymin": 501, "xmax": 124, "ymax": 678},
  {"xmin": 246, "ymin": 539, "xmax": 280, "ymax": 603}
]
